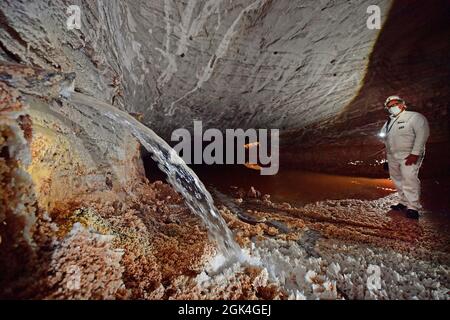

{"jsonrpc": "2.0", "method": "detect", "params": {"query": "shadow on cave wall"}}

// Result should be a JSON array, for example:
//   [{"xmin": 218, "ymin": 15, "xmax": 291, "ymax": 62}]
[{"xmin": 281, "ymin": 0, "xmax": 450, "ymax": 178}]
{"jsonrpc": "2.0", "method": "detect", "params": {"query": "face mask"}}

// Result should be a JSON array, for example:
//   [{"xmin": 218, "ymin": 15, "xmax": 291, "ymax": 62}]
[{"xmin": 388, "ymin": 105, "xmax": 402, "ymax": 116}]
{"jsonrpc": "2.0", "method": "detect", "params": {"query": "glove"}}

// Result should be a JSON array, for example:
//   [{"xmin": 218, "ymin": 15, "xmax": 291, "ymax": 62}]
[{"xmin": 405, "ymin": 154, "xmax": 419, "ymax": 166}]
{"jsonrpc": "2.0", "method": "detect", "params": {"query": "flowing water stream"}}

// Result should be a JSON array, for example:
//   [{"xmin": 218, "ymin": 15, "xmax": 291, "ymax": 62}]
[{"xmin": 68, "ymin": 92, "xmax": 242, "ymax": 260}]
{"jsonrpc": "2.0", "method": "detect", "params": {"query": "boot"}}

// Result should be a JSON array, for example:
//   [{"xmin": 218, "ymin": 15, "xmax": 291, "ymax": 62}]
[
  {"xmin": 406, "ymin": 209, "xmax": 420, "ymax": 220},
  {"xmin": 390, "ymin": 203, "xmax": 407, "ymax": 211}
]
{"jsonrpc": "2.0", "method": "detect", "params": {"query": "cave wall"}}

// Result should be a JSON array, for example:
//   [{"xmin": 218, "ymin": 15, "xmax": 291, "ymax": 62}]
[
  {"xmin": 0, "ymin": 64, "xmax": 145, "ymax": 211},
  {"xmin": 0, "ymin": 80, "xmax": 40, "ymax": 295},
  {"xmin": 1, "ymin": 0, "xmax": 448, "ymax": 179},
  {"xmin": 0, "ymin": 64, "xmax": 145, "ymax": 290},
  {"xmin": 0, "ymin": 64, "xmax": 213, "ymax": 299},
  {"xmin": 1, "ymin": 0, "xmax": 391, "ymax": 135}
]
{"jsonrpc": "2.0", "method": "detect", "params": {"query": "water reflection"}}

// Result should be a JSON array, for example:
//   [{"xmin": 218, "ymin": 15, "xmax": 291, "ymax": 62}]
[{"xmin": 193, "ymin": 165, "xmax": 396, "ymax": 207}]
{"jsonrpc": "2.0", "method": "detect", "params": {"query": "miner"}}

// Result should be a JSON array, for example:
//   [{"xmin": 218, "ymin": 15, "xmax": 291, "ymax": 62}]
[{"xmin": 379, "ymin": 96, "xmax": 430, "ymax": 219}]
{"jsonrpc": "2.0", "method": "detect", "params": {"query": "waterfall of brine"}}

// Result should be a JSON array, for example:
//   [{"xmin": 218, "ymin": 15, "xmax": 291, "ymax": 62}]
[{"xmin": 68, "ymin": 92, "xmax": 242, "ymax": 262}]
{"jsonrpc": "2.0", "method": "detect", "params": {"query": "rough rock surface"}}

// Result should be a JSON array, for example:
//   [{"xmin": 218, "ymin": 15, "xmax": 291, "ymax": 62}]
[
  {"xmin": 0, "ymin": 0, "xmax": 389, "ymax": 133},
  {"xmin": 0, "ymin": 64, "xmax": 214, "ymax": 299},
  {"xmin": 0, "ymin": 81, "xmax": 449, "ymax": 298},
  {"xmin": 0, "ymin": 81, "xmax": 38, "ymax": 293}
]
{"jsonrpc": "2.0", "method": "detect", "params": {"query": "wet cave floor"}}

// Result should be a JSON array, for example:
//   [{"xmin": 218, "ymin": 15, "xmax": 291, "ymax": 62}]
[
  {"xmin": 199, "ymin": 167, "xmax": 450, "ymax": 254},
  {"xmin": 199, "ymin": 167, "xmax": 450, "ymax": 299},
  {"xmin": 180, "ymin": 165, "xmax": 449, "ymax": 299}
]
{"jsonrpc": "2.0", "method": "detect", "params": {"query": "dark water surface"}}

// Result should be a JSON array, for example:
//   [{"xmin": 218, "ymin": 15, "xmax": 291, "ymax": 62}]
[
  {"xmin": 192, "ymin": 165, "xmax": 396, "ymax": 206},
  {"xmin": 143, "ymin": 154, "xmax": 450, "ymax": 216},
  {"xmin": 194, "ymin": 166, "xmax": 449, "ymax": 214}
]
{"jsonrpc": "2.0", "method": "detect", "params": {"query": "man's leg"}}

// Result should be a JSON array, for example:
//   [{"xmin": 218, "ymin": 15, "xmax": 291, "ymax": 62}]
[
  {"xmin": 387, "ymin": 154, "xmax": 407, "ymax": 205},
  {"xmin": 400, "ymin": 156, "xmax": 423, "ymax": 211}
]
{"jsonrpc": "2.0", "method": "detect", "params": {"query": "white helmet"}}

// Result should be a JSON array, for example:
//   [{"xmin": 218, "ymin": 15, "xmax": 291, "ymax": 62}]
[{"xmin": 384, "ymin": 95, "xmax": 405, "ymax": 108}]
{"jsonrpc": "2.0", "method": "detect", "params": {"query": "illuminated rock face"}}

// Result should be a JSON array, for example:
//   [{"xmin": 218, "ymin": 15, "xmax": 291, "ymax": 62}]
[
  {"xmin": 0, "ymin": 0, "xmax": 390, "ymax": 135},
  {"xmin": 0, "ymin": 66, "xmax": 214, "ymax": 299}
]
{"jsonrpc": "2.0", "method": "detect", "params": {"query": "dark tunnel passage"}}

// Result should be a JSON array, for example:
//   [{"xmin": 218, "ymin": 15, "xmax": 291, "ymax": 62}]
[{"xmin": 281, "ymin": 0, "xmax": 450, "ymax": 179}]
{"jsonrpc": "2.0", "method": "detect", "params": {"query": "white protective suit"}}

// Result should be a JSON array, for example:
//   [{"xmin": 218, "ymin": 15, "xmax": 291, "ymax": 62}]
[{"xmin": 380, "ymin": 110, "xmax": 430, "ymax": 211}]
